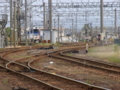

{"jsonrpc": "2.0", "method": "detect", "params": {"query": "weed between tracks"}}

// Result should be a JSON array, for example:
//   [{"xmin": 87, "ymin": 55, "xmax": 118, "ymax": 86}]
[
  {"xmin": 0, "ymin": 48, "xmax": 4, "ymax": 51},
  {"xmin": 85, "ymin": 80, "xmax": 92, "ymax": 84},
  {"xmin": 34, "ymin": 43, "xmax": 62, "ymax": 46},
  {"xmin": 3, "ymin": 78, "xmax": 8, "ymax": 84},
  {"xmin": 88, "ymin": 44, "xmax": 120, "ymax": 63},
  {"xmin": 67, "ymin": 53, "xmax": 73, "ymax": 56},
  {"xmin": 9, "ymin": 55, "xmax": 28, "ymax": 59}
]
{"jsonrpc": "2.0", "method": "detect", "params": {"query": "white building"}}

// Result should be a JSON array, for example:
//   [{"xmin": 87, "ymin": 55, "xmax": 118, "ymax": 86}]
[{"xmin": 42, "ymin": 29, "xmax": 58, "ymax": 43}]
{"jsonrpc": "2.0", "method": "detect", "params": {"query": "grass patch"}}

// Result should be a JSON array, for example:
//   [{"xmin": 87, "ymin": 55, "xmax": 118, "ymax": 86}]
[
  {"xmin": 35, "ymin": 63, "xmax": 40, "ymax": 66},
  {"xmin": 88, "ymin": 44, "xmax": 120, "ymax": 63},
  {"xmin": 34, "ymin": 43, "xmax": 62, "ymax": 46},
  {"xmin": 85, "ymin": 80, "xmax": 92, "ymax": 84},
  {"xmin": 0, "ymin": 48, "xmax": 4, "ymax": 51},
  {"xmin": 10, "ymin": 55, "xmax": 27, "ymax": 59},
  {"xmin": 34, "ymin": 43, "xmax": 52, "ymax": 46},
  {"xmin": 66, "ymin": 53, "xmax": 73, "ymax": 56},
  {"xmin": 54, "ymin": 43, "xmax": 62, "ymax": 45},
  {"xmin": 108, "ymin": 54, "xmax": 120, "ymax": 63},
  {"xmin": 3, "ymin": 78, "xmax": 8, "ymax": 84},
  {"xmin": 88, "ymin": 48, "xmax": 93, "ymax": 52}
]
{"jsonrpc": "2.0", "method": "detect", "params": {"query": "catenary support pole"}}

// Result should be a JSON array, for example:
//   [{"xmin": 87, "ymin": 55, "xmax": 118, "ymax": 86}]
[
  {"xmin": 10, "ymin": 0, "xmax": 13, "ymax": 46},
  {"xmin": 72, "ymin": 19, "xmax": 73, "ymax": 42},
  {"xmin": 48, "ymin": 0, "xmax": 52, "ymax": 43},
  {"xmin": 114, "ymin": 8, "xmax": 117, "ymax": 37},
  {"xmin": 25, "ymin": 0, "xmax": 28, "ymax": 46},
  {"xmin": 76, "ymin": 13, "xmax": 77, "ymax": 41},
  {"xmin": 17, "ymin": 0, "xmax": 21, "ymax": 45},
  {"xmin": 43, "ymin": 2, "xmax": 46, "ymax": 30},
  {"xmin": 54, "ymin": 19, "xmax": 55, "ymax": 29},
  {"xmin": 100, "ymin": 0, "xmax": 104, "ymax": 45},
  {"xmin": 58, "ymin": 15, "xmax": 60, "ymax": 43},
  {"xmin": 90, "ymin": 23, "xmax": 92, "ymax": 38},
  {"xmin": 13, "ymin": 1, "xmax": 16, "ymax": 47},
  {"xmin": 0, "ymin": 33, "xmax": 1, "ymax": 48},
  {"xmin": 60, "ymin": 25, "xmax": 62, "ymax": 43}
]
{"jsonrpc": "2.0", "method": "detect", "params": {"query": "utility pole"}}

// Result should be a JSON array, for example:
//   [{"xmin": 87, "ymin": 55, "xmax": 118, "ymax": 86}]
[
  {"xmin": 0, "ymin": 32, "xmax": 1, "ymax": 48},
  {"xmin": 13, "ymin": 1, "xmax": 16, "ymax": 47},
  {"xmin": 43, "ymin": 2, "xmax": 46, "ymax": 30},
  {"xmin": 48, "ymin": 0, "xmax": 52, "ymax": 43},
  {"xmin": 72, "ymin": 19, "xmax": 73, "ymax": 42},
  {"xmin": 10, "ymin": 0, "xmax": 13, "ymax": 46},
  {"xmin": 54, "ymin": 19, "xmax": 55, "ymax": 29},
  {"xmin": 29, "ymin": 13, "xmax": 33, "ymax": 44},
  {"xmin": 114, "ymin": 8, "xmax": 117, "ymax": 37},
  {"xmin": 85, "ymin": 24, "xmax": 88, "ymax": 38},
  {"xmin": 25, "ymin": 0, "xmax": 28, "ymax": 46},
  {"xmin": 70, "ymin": 26, "xmax": 72, "ymax": 42},
  {"xmin": 100, "ymin": 0, "xmax": 104, "ymax": 45},
  {"xmin": 76, "ymin": 13, "xmax": 77, "ymax": 41},
  {"xmin": 58, "ymin": 15, "xmax": 60, "ymax": 43},
  {"xmin": 17, "ymin": 0, "xmax": 21, "ymax": 45},
  {"xmin": 76, "ymin": 13, "xmax": 77, "ymax": 32},
  {"xmin": 90, "ymin": 23, "xmax": 92, "ymax": 38},
  {"xmin": 43, "ymin": 2, "xmax": 46, "ymax": 43},
  {"xmin": 60, "ymin": 25, "xmax": 62, "ymax": 43}
]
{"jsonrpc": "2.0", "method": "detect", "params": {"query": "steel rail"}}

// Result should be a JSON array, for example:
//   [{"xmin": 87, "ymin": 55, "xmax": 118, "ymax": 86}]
[
  {"xmin": 0, "ymin": 44, "xmax": 85, "ymax": 90},
  {"xmin": 59, "ymin": 49, "xmax": 120, "ymax": 73},
  {"xmin": 27, "ymin": 46, "xmax": 110, "ymax": 90},
  {"xmin": 0, "ymin": 64, "xmax": 62, "ymax": 90},
  {"xmin": 1, "ymin": 43, "xmax": 110, "ymax": 90},
  {"xmin": 28, "ymin": 55, "xmax": 110, "ymax": 90},
  {"xmin": 0, "ymin": 49, "xmax": 63, "ymax": 90}
]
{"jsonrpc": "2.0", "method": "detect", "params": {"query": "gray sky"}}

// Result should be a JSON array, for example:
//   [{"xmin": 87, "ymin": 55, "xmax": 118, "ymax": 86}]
[
  {"xmin": 36, "ymin": 0, "xmax": 118, "ymax": 3},
  {"xmin": 31, "ymin": 0, "xmax": 120, "ymax": 29},
  {"xmin": 1, "ymin": 0, "xmax": 119, "ymax": 29},
  {"xmin": 33, "ymin": 0, "xmax": 118, "ymax": 5}
]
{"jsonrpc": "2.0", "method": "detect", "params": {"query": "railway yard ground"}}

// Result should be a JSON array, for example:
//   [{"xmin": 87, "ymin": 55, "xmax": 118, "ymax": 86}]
[{"xmin": 0, "ymin": 42, "xmax": 120, "ymax": 90}]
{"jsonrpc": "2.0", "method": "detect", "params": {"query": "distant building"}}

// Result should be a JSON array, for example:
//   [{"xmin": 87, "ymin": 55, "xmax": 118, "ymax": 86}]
[{"xmin": 41, "ymin": 29, "xmax": 58, "ymax": 43}]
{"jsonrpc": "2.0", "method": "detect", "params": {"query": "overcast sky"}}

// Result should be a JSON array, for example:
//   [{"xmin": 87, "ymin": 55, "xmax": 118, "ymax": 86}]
[
  {"xmin": 31, "ymin": 0, "xmax": 119, "ymax": 5},
  {"xmin": 31, "ymin": 0, "xmax": 120, "ymax": 29},
  {"xmin": 35, "ymin": 0, "xmax": 118, "ymax": 4},
  {"xmin": 1, "ymin": 0, "xmax": 119, "ymax": 29}
]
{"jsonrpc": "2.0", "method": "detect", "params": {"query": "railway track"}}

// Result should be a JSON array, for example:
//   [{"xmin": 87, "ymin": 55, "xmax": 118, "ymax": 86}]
[
  {"xmin": 0, "ymin": 65, "xmax": 61, "ymax": 90},
  {"xmin": 49, "ymin": 50, "xmax": 120, "ymax": 75},
  {"xmin": 0, "ymin": 44, "xmax": 111, "ymax": 90},
  {"xmin": 29, "ymin": 56, "xmax": 110, "ymax": 90},
  {"xmin": 0, "ymin": 47, "xmax": 62, "ymax": 90}
]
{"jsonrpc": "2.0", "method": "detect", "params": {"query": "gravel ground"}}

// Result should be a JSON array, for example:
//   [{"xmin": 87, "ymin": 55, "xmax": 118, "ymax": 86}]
[
  {"xmin": 0, "ymin": 71, "xmax": 46, "ymax": 90},
  {"xmin": 1, "ymin": 46, "xmax": 120, "ymax": 90},
  {"xmin": 31, "ymin": 56, "xmax": 120, "ymax": 90},
  {"xmin": 4, "ymin": 49, "xmax": 49, "ymax": 61},
  {"xmin": 0, "ymin": 49, "xmax": 50, "ymax": 90}
]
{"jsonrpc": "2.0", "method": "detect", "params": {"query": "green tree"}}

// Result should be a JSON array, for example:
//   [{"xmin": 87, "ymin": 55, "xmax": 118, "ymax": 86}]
[{"xmin": 6, "ymin": 27, "xmax": 10, "ymax": 38}]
